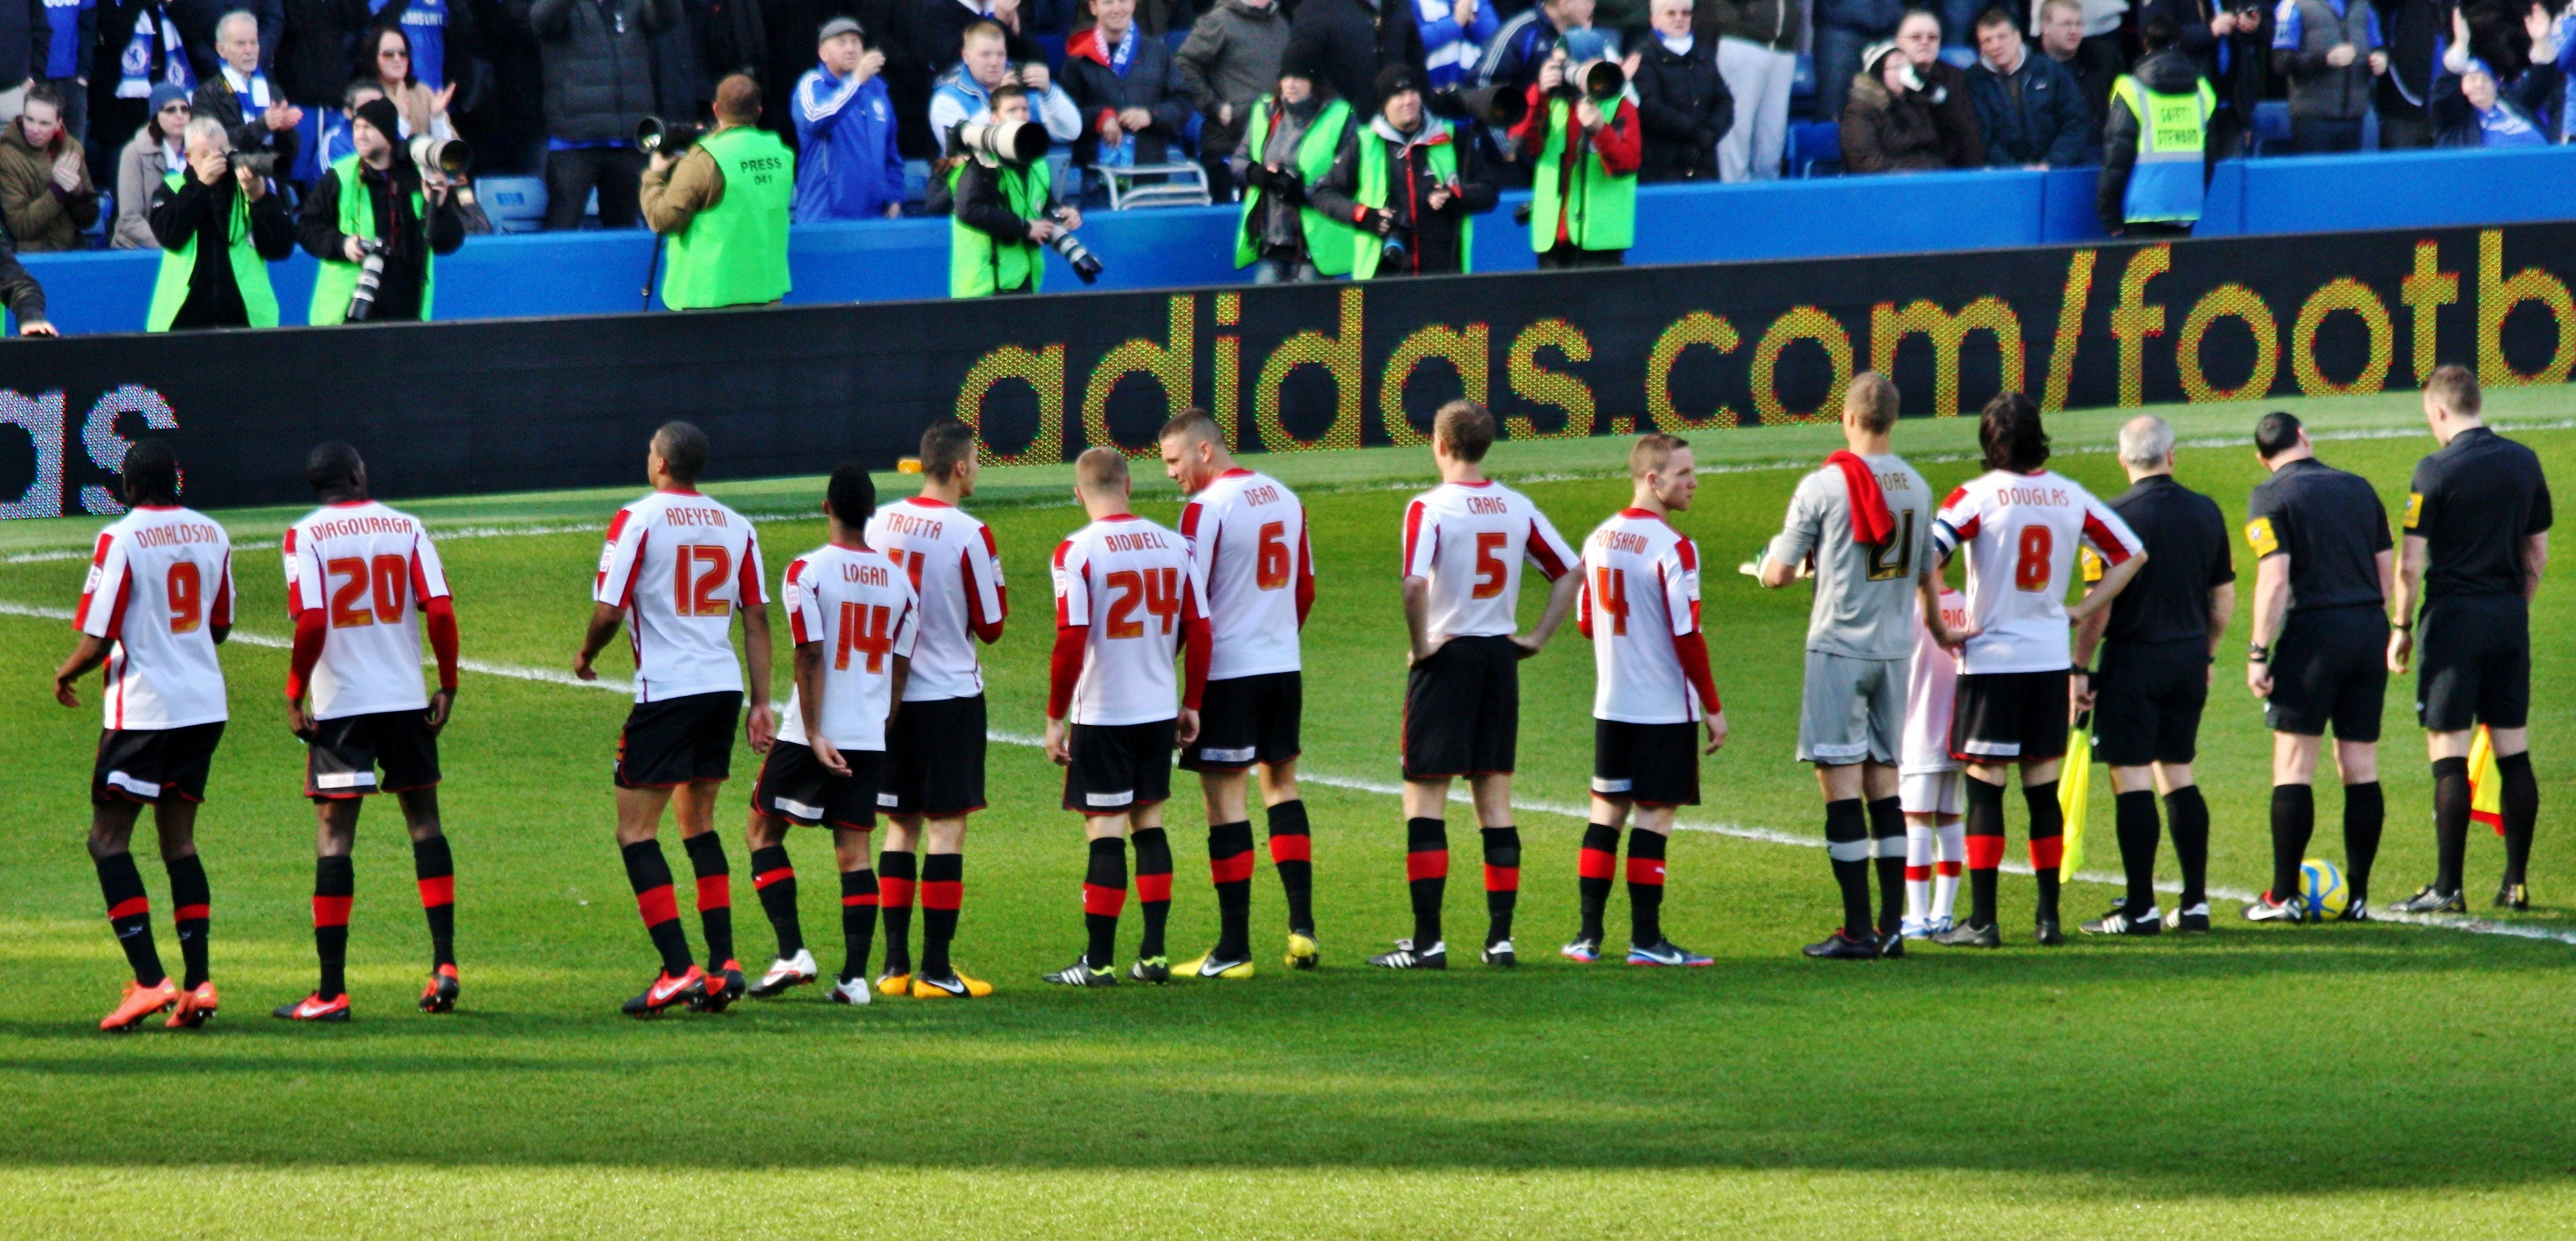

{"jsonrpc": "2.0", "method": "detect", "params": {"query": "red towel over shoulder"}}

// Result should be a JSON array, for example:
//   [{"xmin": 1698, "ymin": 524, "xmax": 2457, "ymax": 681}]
[{"xmin": 1825, "ymin": 451, "xmax": 1896, "ymax": 547}]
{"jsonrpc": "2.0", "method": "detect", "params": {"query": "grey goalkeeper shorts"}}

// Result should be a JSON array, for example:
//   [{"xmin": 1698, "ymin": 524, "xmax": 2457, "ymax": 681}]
[{"xmin": 1797, "ymin": 650, "xmax": 1907, "ymax": 766}]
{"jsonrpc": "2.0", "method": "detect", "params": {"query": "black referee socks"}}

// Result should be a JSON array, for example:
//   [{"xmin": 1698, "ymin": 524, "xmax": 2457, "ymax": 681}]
[
  {"xmin": 2114, "ymin": 790, "xmax": 2160, "ymax": 917},
  {"xmin": 95, "ymin": 851, "xmax": 165, "ymax": 988},
  {"xmin": 1481, "ymin": 826, "xmax": 1520, "ymax": 947},
  {"xmin": 2164, "ymin": 785, "xmax": 2211, "ymax": 911},
  {"xmin": 1867, "ymin": 796, "xmax": 1905, "ymax": 936},
  {"xmin": 1406, "ymin": 817, "xmax": 1447, "ymax": 949},
  {"xmin": 2270, "ymin": 783, "xmax": 2316, "ymax": 904},
  {"xmin": 1823, "ymin": 798, "xmax": 1872, "ymax": 938},
  {"xmin": 2499, "ymin": 752, "xmax": 2539, "ymax": 888},
  {"xmin": 1266, "ymin": 799, "xmax": 1316, "ymax": 937},
  {"xmin": 2342, "ymin": 781, "xmax": 2383, "ymax": 904},
  {"xmin": 1576, "ymin": 822, "xmax": 1621, "ymax": 943},
  {"xmin": 166, "ymin": 851, "xmax": 211, "ymax": 989},
  {"xmin": 2432, "ymin": 757, "xmax": 2471, "ymax": 894},
  {"xmin": 750, "ymin": 844, "xmax": 801, "ymax": 958}
]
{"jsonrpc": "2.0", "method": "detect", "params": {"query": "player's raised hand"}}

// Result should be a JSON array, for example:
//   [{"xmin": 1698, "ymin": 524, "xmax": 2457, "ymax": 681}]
[
  {"xmin": 425, "ymin": 688, "xmax": 455, "ymax": 735},
  {"xmin": 1044, "ymin": 717, "xmax": 1072, "ymax": 765},
  {"xmin": 1703, "ymin": 710, "xmax": 1728, "ymax": 754},
  {"xmin": 1176, "ymin": 707, "xmax": 1201, "ymax": 747},
  {"xmin": 812, "ymin": 735, "xmax": 850, "ymax": 777},
  {"xmin": 745, "ymin": 701, "xmax": 777, "ymax": 754}
]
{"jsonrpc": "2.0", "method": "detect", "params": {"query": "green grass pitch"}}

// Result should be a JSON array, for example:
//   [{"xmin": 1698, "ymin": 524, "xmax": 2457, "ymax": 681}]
[{"xmin": 4, "ymin": 390, "xmax": 2575, "ymax": 1238}]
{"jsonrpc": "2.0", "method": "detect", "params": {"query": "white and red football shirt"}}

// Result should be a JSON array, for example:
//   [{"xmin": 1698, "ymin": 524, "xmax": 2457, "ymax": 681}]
[
  {"xmin": 1577, "ymin": 509, "xmax": 1721, "ymax": 725},
  {"xmin": 75, "ymin": 506, "xmax": 235, "ymax": 730},
  {"xmin": 284, "ymin": 501, "xmax": 454, "ymax": 720},
  {"xmin": 1900, "ymin": 587, "xmax": 1969, "ymax": 775},
  {"xmin": 1401, "ymin": 479, "xmax": 1578, "ymax": 640},
  {"xmin": 593, "ymin": 489, "xmax": 768, "ymax": 702},
  {"xmin": 1049, "ymin": 513, "xmax": 1206, "ymax": 726},
  {"xmin": 864, "ymin": 496, "xmax": 1006, "ymax": 702},
  {"xmin": 1179, "ymin": 467, "xmax": 1313, "ymax": 681},
  {"xmin": 778, "ymin": 542, "xmax": 919, "ymax": 752},
  {"xmin": 1932, "ymin": 470, "xmax": 2141, "ymax": 674}
]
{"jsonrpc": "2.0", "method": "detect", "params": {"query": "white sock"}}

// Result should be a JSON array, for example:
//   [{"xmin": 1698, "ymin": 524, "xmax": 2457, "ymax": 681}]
[
  {"xmin": 1903, "ymin": 819, "xmax": 1934, "ymax": 922},
  {"xmin": 1932, "ymin": 817, "xmax": 1966, "ymax": 922}
]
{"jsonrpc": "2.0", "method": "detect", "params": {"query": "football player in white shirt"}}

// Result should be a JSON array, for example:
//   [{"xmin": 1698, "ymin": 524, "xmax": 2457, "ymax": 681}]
[
  {"xmin": 1157, "ymin": 410, "xmax": 1320, "ymax": 979},
  {"xmin": 743, "ymin": 467, "xmax": 929, "ymax": 1006},
  {"xmin": 51, "ymin": 443, "xmax": 236, "ymax": 1033},
  {"xmin": 1565, "ymin": 434, "xmax": 1728, "ymax": 968},
  {"xmin": 1378, "ymin": 401, "xmax": 1581, "ymax": 971},
  {"xmin": 1757, "ymin": 375, "xmax": 1951, "ymax": 961},
  {"xmin": 851, "ymin": 420, "xmax": 1008, "ymax": 1001},
  {"xmin": 274, "ymin": 444, "xmax": 463, "ymax": 1024},
  {"xmin": 1898, "ymin": 570, "xmax": 1969, "ymax": 938},
  {"xmin": 1928, "ymin": 394, "xmax": 2144, "ymax": 947},
  {"xmin": 1039, "ymin": 448, "xmax": 1212, "ymax": 987},
  {"xmin": 574, "ymin": 423, "xmax": 776, "ymax": 1016}
]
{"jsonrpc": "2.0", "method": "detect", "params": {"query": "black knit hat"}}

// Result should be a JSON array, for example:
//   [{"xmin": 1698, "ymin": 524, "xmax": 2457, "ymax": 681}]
[
  {"xmin": 352, "ymin": 97, "xmax": 403, "ymax": 145},
  {"xmin": 1279, "ymin": 41, "xmax": 1324, "ymax": 86},
  {"xmin": 1373, "ymin": 64, "xmax": 1422, "ymax": 104}
]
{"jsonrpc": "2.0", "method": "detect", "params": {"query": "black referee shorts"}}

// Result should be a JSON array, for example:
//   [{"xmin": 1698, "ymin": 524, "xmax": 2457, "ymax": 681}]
[
  {"xmin": 1403, "ymin": 634, "xmax": 1520, "ymax": 779},
  {"xmin": 2093, "ymin": 639, "xmax": 2209, "ymax": 768},
  {"xmin": 2266, "ymin": 605, "xmax": 2387, "ymax": 741},
  {"xmin": 1181, "ymin": 671, "xmax": 1302, "ymax": 772},
  {"xmin": 2417, "ymin": 593, "xmax": 2531, "ymax": 732}
]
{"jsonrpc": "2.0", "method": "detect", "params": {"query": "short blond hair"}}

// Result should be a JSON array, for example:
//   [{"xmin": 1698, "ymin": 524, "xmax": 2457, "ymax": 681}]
[
  {"xmin": 2425, "ymin": 363, "xmax": 2481, "ymax": 417},
  {"xmin": 1433, "ymin": 400, "xmax": 1495, "ymax": 463},
  {"xmin": 1845, "ymin": 372, "xmax": 1898, "ymax": 434},
  {"xmin": 1629, "ymin": 433, "xmax": 1689, "ymax": 478},
  {"xmin": 1158, "ymin": 408, "xmax": 1221, "ymax": 446},
  {"xmin": 1075, "ymin": 445, "xmax": 1130, "ymax": 493}
]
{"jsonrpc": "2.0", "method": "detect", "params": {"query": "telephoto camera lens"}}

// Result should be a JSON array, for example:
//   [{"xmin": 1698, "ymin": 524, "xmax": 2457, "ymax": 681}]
[
  {"xmin": 960, "ymin": 118, "xmax": 1051, "ymax": 164},
  {"xmin": 225, "ymin": 150, "xmax": 279, "ymax": 178},
  {"xmin": 635, "ymin": 117, "xmax": 705, "ymax": 155},
  {"xmin": 343, "ymin": 239, "xmax": 389, "ymax": 323}
]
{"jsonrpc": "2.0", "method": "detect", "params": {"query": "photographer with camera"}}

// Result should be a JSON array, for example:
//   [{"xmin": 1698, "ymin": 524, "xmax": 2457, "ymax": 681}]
[
  {"xmin": 298, "ymin": 96, "xmax": 466, "ymax": 323},
  {"xmin": 931, "ymin": 20, "xmax": 1083, "ymax": 149},
  {"xmin": 1234, "ymin": 50, "xmax": 1359, "ymax": 281},
  {"xmin": 948, "ymin": 82, "xmax": 1088, "ymax": 297},
  {"xmin": 1309, "ymin": 64, "xmax": 1494, "ymax": 278},
  {"xmin": 190, "ymin": 12, "xmax": 301, "ymax": 191},
  {"xmin": 147, "ymin": 115, "xmax": 294, "ymax": 330},
  {"xmin": 1511, "ymin": 34, "xmax": 1640, "ymax": 269},
  {"xmin": 640, "ymin": 74, "xmax": 794, "ymax": 311}
]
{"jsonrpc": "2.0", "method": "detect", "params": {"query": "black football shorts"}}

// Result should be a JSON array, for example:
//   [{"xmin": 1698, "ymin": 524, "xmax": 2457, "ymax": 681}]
[
  {"xmin": 93, "ymin": 722, "xmax": 226, "ymax": 806},
  {"xmin": 306, "ymin": 709, "xmax": 441, "ymax": 799},
  {"xmin": 1063, "ymin": 719, "xmax": 1176, "ymax": 814},
  {"xmin": 2266, "ymin": 605, "xmax": 2387, "ymax": 741},
  {"xmin": 1949, "ymin": 669, "xmax": 2072, "ymax": 763},
  {"xmin": 880, "ymin": 694, "xmax": 988, "ymax": 817},
  {"xmin": 1182, "ymin": 671, "xmax": 1302, "ymax": 772},
  {"xmin": 1403, "ymin": 635, "xmax": 1520, "ymax": 779},
  {"xmin": 2092, "ymin": 638, "xmax": 2209, "ymax": 768},
  {"xmin": 616, "ymin": 690, "xmax": 743, "ymax": 789},
  {"xmin": 753, "ymin": 740, "xmax": 884, "ymax": 830},
  {"xmin": 1591, "ymin": 719, "xmax": 1701, "ymax": 807},
  {"xmin": 2416, "ymin": 593, "xmax": 2530, "ymax": 732}
]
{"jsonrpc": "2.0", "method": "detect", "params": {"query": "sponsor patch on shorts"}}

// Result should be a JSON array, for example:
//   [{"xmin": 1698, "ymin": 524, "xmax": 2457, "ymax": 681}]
[
  {"xmin": 774, "ymin": 796, "xmax": 826, "ymax": 820},
  {"xmin": 1198, "ymin": 745, "xmax": 1257, "ymax": 764},
  {"xmin": 1085, "ymin": 789, "xmax": 1135, "ymax": 807},
  {"xmin": 1590, "ymin": 776, "xmax": 1632, "ymax": 793},
  {"xmin": 314, "ymin": 770, "xmax": 378, "ymax": 790},
  {"xmin": 104, "ymin": 770, "xmax": 162, "ymax": 798}
]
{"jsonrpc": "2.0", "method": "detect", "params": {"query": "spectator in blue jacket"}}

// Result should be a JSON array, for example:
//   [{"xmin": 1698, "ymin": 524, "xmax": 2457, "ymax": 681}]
[
  {"xmin": 2430, "ymin": 6, "xmax": 2560, "ymax": 149},
  {"xmin": 1415, "ymin": 0, "xmax": 1497, "ymax": 88},
  {"xmin": 41, "ymin": 0, "xmax": 90, "ymax": 146},
  {"xmin": 1965, "ymin": 5, "xmax": 2092, "ymax": 165},
  {"xmin": 794, "ymin": 16, "xmax": 906, "ymax": 219}
]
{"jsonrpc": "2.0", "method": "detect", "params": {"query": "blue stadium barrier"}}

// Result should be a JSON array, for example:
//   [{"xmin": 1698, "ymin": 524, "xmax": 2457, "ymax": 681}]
[{"xmin": 21, "ymin": 145, "xmax": 2576, "ymax": 336}]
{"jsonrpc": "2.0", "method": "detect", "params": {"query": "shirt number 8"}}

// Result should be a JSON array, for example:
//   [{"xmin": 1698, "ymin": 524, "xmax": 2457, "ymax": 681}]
[{"xmin": 2013, "ymin": 524, "xmax": 2053, "ymax": 593}]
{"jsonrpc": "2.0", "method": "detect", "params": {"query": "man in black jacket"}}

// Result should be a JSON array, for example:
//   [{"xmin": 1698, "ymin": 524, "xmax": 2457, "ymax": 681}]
[
  {"xmin": 1284, "ymin": 0, "xmax": 1424, "ymax": 113},
  {"xmin": 1308, "ymin": 64, "xmax": 1494, "ymax": 278},
  {"xmin": 515, "ymin": 0, "xmax": 678, "ymax": 229},
  {"xmin": 0, "ymin": 229, "xmax": 53, "ymax": 334},
  {"xmin": 298, "ymin": 96, "xmax": 467, "ymax": 321},
  {"xmin": 149, "ymin": 115, "xmax": 296, "ymax": 329},
  {"xmin": 191, "ymin": 10, "xmax": 302, "ymax": 180},
  {"xmin": 2141, "ymin": 0, "xmax": 2262, "ymax": 160},
  {"xmin": 1637, "ymin": 0, "xmax": 1731, "ymax": 180},
  {"xmin": 1063, "ymin": 0, "xmax": 1191, "ymax": 170}
]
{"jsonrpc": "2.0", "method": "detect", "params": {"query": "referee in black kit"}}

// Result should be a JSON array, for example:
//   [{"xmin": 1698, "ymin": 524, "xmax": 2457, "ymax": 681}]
[
  {"xmin": 2242, "ymin": 411, "xmax": 2394, "ymax": 923},
  {"xmin": 2387, "ymin": 366, "xmax": 2553, "ymax": 913},
  {"xmin": 2073, "ymin": 416, "xmax": 2236, "ymax": 937}
]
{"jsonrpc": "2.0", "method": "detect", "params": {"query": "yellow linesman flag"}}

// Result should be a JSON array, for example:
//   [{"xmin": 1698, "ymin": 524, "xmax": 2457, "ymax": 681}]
[
  {"xmin": 2059, "ymin": 721, "xmax": 2092, "ymax": 878},
  {"xmin": 2469, "ymin": 724, "xmax": 2506, "ymax": 835}
]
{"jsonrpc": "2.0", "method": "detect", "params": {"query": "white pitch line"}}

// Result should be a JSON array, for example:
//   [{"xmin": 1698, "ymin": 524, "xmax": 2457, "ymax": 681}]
[{"xmin": 8, "ymin": 600, "xmax": 2567, "ymax": 947}]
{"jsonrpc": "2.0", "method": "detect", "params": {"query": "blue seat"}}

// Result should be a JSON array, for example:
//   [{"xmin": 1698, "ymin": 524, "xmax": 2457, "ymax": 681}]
[
  {"xmin": 478, "ymin": 176, "xmax": 548, "ymax": 233},
  {"xmin": 1786, "ymin": 120, "xmax": 1842, "ymax": 177},
  {"xmin": 2251, "ymin": 100, "xmax": 2291, "ymax": 156},
  {"xmin": 1791, "ymin": 52, "xmax": 1815, "ymax": 100},
  {"xmin": 903, "ymin": 158, "xmax": 934, "ymax": 204}
]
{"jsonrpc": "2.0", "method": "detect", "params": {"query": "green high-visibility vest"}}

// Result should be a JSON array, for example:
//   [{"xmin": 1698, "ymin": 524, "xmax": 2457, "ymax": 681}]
[
  {"xmin": 1527, "ymin": 95, "xmax": 1636, "ymax": 254},
  {"xmin": 146, "ymin": 171, "xmax": 279, "ymax": 332},
  {"xmin": 1234, "ymin": 95, "xmax": 1359, "ymax": 276},
  {"xmin": 948, "ymin": 158, "xmax": 1052, "ymax": 298},
  {"xmin": 307, "ymin": 153, "xmax": 436, "ymax": 323},
  {"xmin": 1348, "ymin": 122, "xmax": 1471, "ymax": 281},
  {"xmin": 660, "ymin": 125, "xmax": 796, "ymax": 310},
  {"xmin": 2110, "ymin": 75, "xmax": 2215, "ymax": 225}
]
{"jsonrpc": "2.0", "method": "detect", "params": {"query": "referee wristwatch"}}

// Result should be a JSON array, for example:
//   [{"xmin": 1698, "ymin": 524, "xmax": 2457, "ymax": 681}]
[{"xmin": 2249, "ymin": 642, "xmax": 2271, "ymax": 664}]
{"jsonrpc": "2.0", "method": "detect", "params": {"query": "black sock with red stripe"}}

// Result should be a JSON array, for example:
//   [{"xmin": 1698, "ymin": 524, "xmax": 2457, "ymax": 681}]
[
  {"xmin": 1868, "ymin": 796, "xmax": 1905, "ymax": 936},
  {"xmin": 750, "ymin": 844, "xmax": 801, "ymax": 958},
  {"xmin": 622, "ymin": 840, "xmax": 694, "ymax": 976},
  {"xmin": 166, "ymin": 852, "xmax": 210, "ymax": 989},
  {"xmin": 95, "ymin": 851, "xmax": 165, "ymax": 987},
  {"xmin": 877, "ymin": 849, "xmax": 916, "ymax": 975},
  {"xmin": 1208, "ymin": 821, "xmax": 1254, "ymax": 959},
  {"xmin": 313, "ymin": 855, "xmax": 354, "ymax": 999},
  {"xmin": 1267, "ymin": 799, "xmax": 1315, "ymax": 936},
  {"xmin": 839, "ymin": 867, "xmax": 878, "ymax": 983},
  {"xmin": 412, "ymin": 834, "xmax": 455, "ymax": 970},
  {"xmin": 1824, "ymin": 798, "xmax": 1873, "ymax": 937},
  {"xmin": 1083, "ymin": 836, "xmax": 1127, "ymax": 970},
  {"xmin": 1481, "ymin": 826, "xmax": 1521, "ymax": 947},
  {"xmin": 1965, "ymin": 776, "xmax": 2007, "ymax": 928},
  {"xmin": 1626, "ymin": 829, "xmax": 1668, "ymax": 947},
  {"xmin": 919, "ymin": 852, "xmax": 962, "ymax": 979},
  {"xmin": 683, "ymin": 833, "xmax": 734, "ymax": 968},
  {"xmin": 2023, "ymin": 781, "xmax": 2063, "ymax": 925},
  {"xmin": 1576, "ymin": 822, "xmax": 1621, "ymax": 942},
  {"xmin": 1132, "ymin": 827, "xmax": 1174, "ymax": 960},
  {"xmin": 1406, "ymin": 817, "xmax": 1448, "ymax": 949}
]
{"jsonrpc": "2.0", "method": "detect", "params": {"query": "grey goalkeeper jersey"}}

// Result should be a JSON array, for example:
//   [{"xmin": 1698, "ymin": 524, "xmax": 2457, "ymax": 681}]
[{"xmin": 1767, "ymin": 453, "xmax": 1934, "ymax": 660}]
